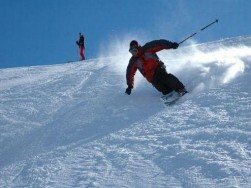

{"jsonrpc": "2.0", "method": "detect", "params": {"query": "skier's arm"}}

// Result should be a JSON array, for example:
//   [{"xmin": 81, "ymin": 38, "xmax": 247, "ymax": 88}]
[
  {"xmin": 126, "ymin": 58, "xmax": 137, "ymax": 88},
  {"xmin": 143, "ymin": 39, "xmax": 178, "ymax": 53}
]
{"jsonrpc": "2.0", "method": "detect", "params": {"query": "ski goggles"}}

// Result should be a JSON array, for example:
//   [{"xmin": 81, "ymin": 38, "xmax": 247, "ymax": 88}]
[{"xmin": 129, "ymin": 47, "xmax": 138, "ymax": 56}]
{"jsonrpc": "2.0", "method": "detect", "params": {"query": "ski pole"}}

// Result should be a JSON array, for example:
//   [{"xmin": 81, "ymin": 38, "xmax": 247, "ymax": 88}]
[{"xmin": 178, "ymin": 19, "xmax": 219, "ymax": 45}]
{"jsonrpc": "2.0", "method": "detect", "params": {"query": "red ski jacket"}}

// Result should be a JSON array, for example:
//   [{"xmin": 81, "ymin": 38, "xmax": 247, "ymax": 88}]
[{"xmin": 126, "ymin": 39, "xmax": 174, "ymax": 88}]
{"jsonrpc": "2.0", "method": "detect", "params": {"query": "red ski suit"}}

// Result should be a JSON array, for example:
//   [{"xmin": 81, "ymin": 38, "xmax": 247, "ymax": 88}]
[{"xmin": 126, "ymin": 39, "xmax": 174, "ymax": 88}]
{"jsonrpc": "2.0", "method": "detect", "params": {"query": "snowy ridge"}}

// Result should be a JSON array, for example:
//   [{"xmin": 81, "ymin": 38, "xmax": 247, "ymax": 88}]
[{"xmin": 0, "ymin": 37, "xmax": 251, "ymax": 187}]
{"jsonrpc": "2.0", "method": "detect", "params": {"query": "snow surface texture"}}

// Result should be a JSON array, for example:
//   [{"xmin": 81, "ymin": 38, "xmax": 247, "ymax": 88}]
[{"xmin": 0, "ymin": 36, "xmax": 250, "ymax": 187}]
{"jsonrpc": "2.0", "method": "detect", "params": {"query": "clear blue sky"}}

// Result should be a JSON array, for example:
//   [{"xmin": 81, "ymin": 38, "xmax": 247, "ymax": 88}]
[{"xmin": 0, "ymin": 0, "xmax": 250, "ymax": 68}]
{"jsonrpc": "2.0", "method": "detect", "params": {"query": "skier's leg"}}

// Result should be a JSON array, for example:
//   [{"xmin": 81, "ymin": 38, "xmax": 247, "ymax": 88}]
[
  {"xmin": 165, "ymin": 73, "xmax": 185, "ymax": 91},
  {"xmin": 80, "ymin": 46, "xmax": 85, "ymax": 60},
  {"xmin": 82, "ymin": 47, "xmax": 85, "ymax": 60},
  {"xmin": 152, "ymin": 67, "xmax": 173, "ymax": 95},
  {"xmin": 154, "ymin": 66, "xmax": 186, "ymax": 95},
  {"xmin": 152, "ymin": 81, "xmax": 172, "ymax": 95},
  {"xmin": 165, "ymin": 73, "xmax": 187, "ymax": 95}
]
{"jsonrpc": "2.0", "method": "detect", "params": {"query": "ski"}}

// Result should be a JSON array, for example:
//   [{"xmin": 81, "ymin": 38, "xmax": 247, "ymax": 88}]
[{"xmin": 160, "ymin": 91, "xmax": 187, "ymax": 106}]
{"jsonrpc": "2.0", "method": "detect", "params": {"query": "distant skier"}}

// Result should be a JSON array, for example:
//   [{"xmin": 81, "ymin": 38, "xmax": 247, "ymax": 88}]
[
  {"xmin": 76, "ymin": 33, "xmax": 85, "ymax": 60},
  {"xmin": 125, "ymin": 39, "xmax": 187, "ymax": 96}
]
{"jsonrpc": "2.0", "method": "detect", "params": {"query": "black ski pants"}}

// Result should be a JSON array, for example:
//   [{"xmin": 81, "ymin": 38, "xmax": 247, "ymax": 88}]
[{"xmin": 152, "ymin": 66, "xmax": 185, "ymax": 95}]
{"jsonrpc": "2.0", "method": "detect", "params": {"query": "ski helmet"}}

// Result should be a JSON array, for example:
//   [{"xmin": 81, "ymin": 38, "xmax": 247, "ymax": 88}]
[
  {"xmin": 129, "ymin": 40, "xmax": 139, "ymax": 50},
  {"xmin": 129, "ymin": 40, "xmax": 140, "ymax": 56}
]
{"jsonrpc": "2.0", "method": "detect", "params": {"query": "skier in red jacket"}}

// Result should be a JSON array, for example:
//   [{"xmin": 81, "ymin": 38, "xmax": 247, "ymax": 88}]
[
  {"xmin": 125, "ymin": 39, "xmax": 187, "ymax": 96},
  {"xmin": 76, "ymin": 33, "xmax": 85, "ymax": 60}
]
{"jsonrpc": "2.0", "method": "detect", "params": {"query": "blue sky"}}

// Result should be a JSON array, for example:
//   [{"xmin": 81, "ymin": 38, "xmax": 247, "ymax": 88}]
[{"xmin": 0, "ymin": 0, "xmax": 250, "ymax": 68}]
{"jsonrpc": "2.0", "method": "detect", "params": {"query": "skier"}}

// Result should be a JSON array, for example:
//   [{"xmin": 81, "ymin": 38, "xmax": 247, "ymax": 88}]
[
  {"xmin": 125, "ymin": 39, "xmax": 187, "ymax": 96},
  {"xmin": 76, "ymin": 33, "xmax": 85, "ymax": 60}
]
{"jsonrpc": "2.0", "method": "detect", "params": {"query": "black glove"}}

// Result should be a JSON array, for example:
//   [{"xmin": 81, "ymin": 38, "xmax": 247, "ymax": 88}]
[
  {"xmin": 172, "ymin": 42, "xmax": 179, "ymax": 49},
  {"xmin": 125, "ymin": 86, "xmax": 132, "ymax": 95},
  {"xmin": 76, "ymin": 41, "xmax": 79, "ymax": 45}
]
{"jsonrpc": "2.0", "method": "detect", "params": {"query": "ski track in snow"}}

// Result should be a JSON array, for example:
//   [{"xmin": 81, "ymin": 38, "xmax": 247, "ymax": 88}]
[{"xmin": 0, "ymin": 37, "xmax": 251, "ymax": 187}]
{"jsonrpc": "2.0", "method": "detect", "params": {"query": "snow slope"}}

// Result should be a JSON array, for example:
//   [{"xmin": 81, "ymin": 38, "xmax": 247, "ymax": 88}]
[{"xmin": 0, "ymin": 36, "xmax": 251, "ymax": 187}]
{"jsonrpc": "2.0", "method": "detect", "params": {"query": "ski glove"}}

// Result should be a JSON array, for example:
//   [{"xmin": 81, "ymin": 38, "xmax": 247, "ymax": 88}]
[
  {"xmin": 125, "ymin": 86, "xmax": 132, "ymax": 95},
  {"xmin": 172, "ymin": 42, "xmax": 179, "ymax": 49}
]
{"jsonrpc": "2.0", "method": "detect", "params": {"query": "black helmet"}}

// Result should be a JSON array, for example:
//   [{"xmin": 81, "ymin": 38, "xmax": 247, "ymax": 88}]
[
  {"xmin": 129, "ymin": 40, "xmax": 140, "ymax": 56},
  {"xmin": 129, "ymin": 40, "xmax": 139, "ymax": 50}
]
